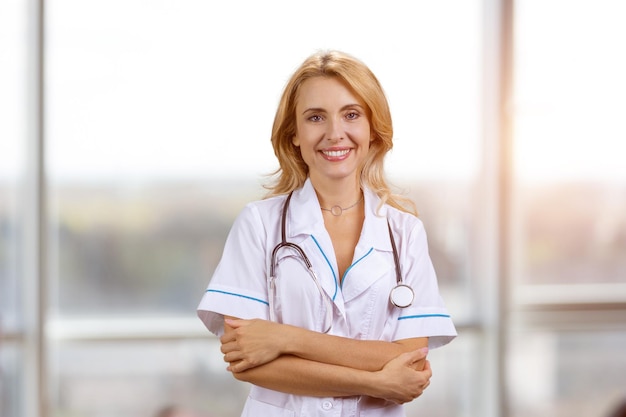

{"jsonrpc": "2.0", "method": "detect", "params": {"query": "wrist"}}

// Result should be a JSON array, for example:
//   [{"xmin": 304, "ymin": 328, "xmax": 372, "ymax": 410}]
[
  {"xmin": 359, "ymin": 369, "xmax": 384, "ymax": 399},
  {"xmin": 282, "ymin": 323, "xmax": 303, "ymax": 356}
]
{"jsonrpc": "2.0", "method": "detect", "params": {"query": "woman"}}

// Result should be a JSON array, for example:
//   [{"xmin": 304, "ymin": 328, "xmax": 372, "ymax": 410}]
[{"xmin": 197, "ymin": 50, "xmax": 456, "ymax": 416}]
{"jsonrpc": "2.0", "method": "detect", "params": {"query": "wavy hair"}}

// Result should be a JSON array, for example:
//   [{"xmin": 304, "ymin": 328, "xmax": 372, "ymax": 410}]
[{"xmin": 265, "ymin": 50, "xmax": 416, "ymax": 216}]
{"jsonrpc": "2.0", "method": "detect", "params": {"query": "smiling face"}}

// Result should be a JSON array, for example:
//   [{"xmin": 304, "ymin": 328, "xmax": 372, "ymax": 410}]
[{"xmin": 292, "ymin": 76, "xmax": 371, "ymax": 187}]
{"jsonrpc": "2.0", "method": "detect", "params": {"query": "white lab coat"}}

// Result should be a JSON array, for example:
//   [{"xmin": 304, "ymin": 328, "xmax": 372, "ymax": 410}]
[{"xmin": 198, "ymin": 179, "xmax": 457, "ymax": 417}]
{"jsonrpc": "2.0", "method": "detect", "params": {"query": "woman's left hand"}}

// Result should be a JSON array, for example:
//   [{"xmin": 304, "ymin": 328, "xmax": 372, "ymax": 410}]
[
  {"xmin": 371, "ymin": 349, "xmax": 432, "ymax": 404},
  {"xmin": 221, "ymin": 318, "xmax": 291, "ymax": 372}
]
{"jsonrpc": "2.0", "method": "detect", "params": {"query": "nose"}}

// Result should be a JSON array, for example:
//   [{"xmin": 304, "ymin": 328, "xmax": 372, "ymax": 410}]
[{"xmin": 325, "ymin": 117, "xmax": 343, "ymax": 141}]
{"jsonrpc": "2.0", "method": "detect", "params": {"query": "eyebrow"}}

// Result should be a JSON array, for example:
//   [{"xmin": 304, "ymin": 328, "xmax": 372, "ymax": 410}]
[{"xmin": 301, "ymin": 104, "xmax": 365, "ymax": 115}]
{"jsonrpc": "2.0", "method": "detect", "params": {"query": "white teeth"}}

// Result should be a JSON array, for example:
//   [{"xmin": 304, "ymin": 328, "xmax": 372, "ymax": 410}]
[{"xmin": 323, "ymin": 149, "xmax": 349, "ymax": 157}]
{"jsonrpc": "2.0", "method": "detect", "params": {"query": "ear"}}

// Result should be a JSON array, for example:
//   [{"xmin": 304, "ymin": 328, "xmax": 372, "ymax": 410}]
[{"xmin": 292, "ymin": 135, "xmax": 300, "ymax": 147}]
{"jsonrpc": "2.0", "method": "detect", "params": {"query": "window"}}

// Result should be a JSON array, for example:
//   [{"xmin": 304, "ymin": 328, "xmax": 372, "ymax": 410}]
[
  {"xmin": 513, "ymin": 0, "xmax": 626, "ymax": 288},
  {"xmin": 1, "ymin": 0, "xmax": 29, "ymax": 416},
  {"xmin": 44, "ymin": 1, "xmax": 483, "ymax": 416},
  {"xmin": 4, "ymin": 2, "xmax": 625, "ymax": 417},
  {"xmin": 509, "ymin": 1, "xmax": 626, "ymax": 416}
]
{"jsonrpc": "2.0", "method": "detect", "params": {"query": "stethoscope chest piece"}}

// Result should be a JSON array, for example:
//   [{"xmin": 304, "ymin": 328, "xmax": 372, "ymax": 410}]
[
  {"xmin": 386, "ymin": 221, "xmax": 413, "ymax": 308},
  {"xmin": 390, "ymin": 284, "xmax": 414, "ymax": 308}
]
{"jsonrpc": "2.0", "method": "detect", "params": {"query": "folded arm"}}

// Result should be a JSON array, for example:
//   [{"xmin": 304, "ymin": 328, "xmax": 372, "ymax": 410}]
[
  {"xmin": 220, "ymin": 317, "xmax": 431, "ymax": 403},
  {"xmin": 230, "ymin": 347, "xmax": 431, "ymax": 404},
  {"xmin": 221, "ymin": 316, "xmax": 428, "ymax": 373}
]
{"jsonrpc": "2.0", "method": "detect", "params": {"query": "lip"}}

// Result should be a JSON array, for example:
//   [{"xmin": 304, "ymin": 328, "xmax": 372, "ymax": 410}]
[{"xmin": 320, "ymin": 147, "xmax": 351, "ymax": 161}]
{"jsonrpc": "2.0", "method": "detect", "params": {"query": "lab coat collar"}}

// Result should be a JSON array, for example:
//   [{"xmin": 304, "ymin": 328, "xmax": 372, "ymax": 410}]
[
  {"xmin": 287, "ymin": 179, "xmax": 326, "ymax": 238},
  {"xmin": 287, "ymin": 178, "xmax": 397, "ymax": 305},
  {"xmin": 288, "ymin": 178, "xmax": 393, "ymax": 254},
  {"xmin": 358, "ymin": 185, "xmax": 394, "ymax": 254}
]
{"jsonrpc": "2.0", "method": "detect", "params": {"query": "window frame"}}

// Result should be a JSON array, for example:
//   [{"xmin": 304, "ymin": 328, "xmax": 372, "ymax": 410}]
[{"xmin": 6, "ymin": 2, "xmax": 626, "ymax": 417}]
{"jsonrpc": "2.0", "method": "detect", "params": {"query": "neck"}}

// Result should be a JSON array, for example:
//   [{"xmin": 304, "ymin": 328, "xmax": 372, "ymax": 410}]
[{"xmin": 310, "ymin": 176, "xmax": 362, "ymax": 211}]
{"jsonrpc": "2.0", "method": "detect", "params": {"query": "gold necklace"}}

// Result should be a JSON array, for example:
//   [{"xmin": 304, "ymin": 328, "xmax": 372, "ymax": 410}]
[{"xmin": 320, "ymin": 195, "xmax": 363, "ymax": 216}]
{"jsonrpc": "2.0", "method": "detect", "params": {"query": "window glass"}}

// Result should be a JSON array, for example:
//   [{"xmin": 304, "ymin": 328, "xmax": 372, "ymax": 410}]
[
  {"xmin": 50, "ymin": 339, "xmax": 248, "ymax": 417},
  {"xmin": 49, "ymin": 331, "xmax": 484, "ymax": 417},
  {"xmin": 1, "ymin": 2, "xmax": 28, "ymax": 417},
  {"xmin": 46, "ymin": 1, "xmax": 482, "ymax": 416},
  {"xmin": 0, "ymin": 344, "xmax": 22, "ymax": 417},
  {"xmin": 47, "ymin": 0, "xmax": 481, "ymax": 317},
  {"xmin": 508, "ymin": 330, "xmax": 626, "ymax": 417},
  {"xmin": 511, "ymin": 3, "xmax": 626, "ymax": 416},
  {"xmin": 0, "ymin": 0, "xmax": 26, "ymax": 334},
  {"xmin": 51, "ymin": 181, "xmax": 253, "ymax": 315},
  {"xmin": 513, "ymin": 0, "xmax": 626, "ymax": 286},
  {"xmin": 405, "ymin": 331, "xmax": 483, "ymax": 417}
]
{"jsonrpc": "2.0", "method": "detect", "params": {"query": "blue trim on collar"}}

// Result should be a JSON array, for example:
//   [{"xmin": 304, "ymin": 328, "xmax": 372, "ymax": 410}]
[
  {"xmin": 310, "ymin": 234, "xmax": 338, "ymax": 301},
  {"xmin": 341, "ymin": 247, "xmax": 374, "ymax": 289}
]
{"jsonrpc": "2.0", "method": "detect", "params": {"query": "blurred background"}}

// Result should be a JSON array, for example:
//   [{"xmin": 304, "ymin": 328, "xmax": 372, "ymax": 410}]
[{"xmin": 1, "ymin": 0, "xmax": 625, "ymax": 416}]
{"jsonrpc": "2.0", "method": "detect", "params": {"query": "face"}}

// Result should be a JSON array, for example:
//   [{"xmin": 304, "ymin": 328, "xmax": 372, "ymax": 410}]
[{"xmin": 292, "ymin": 76, "xmax": 371, "ymax": 185}]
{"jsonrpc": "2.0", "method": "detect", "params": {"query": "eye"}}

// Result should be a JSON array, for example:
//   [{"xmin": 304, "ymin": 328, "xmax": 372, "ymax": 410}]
[
  {"xmin": 346, "ymin": 111, "xmax": 360, "ymax": 120},
  {"xmin": 308, "ymin": 114, "xmax": 323, "ymax": 122}
]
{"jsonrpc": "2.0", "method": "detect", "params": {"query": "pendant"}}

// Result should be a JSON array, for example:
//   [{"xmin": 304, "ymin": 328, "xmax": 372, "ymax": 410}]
[{"xmin": 330, "ymin": 205, "xmax": 343, "ymax": 216}]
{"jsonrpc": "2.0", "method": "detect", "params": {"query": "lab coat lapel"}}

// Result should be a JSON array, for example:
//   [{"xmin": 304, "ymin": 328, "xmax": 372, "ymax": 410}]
[
  {"xmin": 341, "ymin": 188, "xmax": 395, "ymax": 303},
  {"xmin": 281, "ymin": 181, "xmax": 396, "ymax": 305},
  {"xmin": 284, "ymin": 180, "xmax": 340, "ymax": 301}
]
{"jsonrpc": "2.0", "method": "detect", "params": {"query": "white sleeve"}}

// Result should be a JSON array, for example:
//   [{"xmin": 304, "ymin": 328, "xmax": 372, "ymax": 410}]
[
  {"xmin": 197, "ymin": 203, "xmax": 270, "ymax": 337},
  {"xmin": 392, "ymin": 219, "xmax": 457, "ymax": 349}
]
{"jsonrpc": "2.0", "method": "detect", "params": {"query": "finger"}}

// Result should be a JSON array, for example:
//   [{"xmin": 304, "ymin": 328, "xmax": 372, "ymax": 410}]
[
  {"xmin": 220, "ymin": 332, "xmax": 236, "ymax": 344},
  {"xmin": 413, "ymin": 380, "xmax": 430, "ymax": 400},
  {"xmin": 402, "ymin": 347, "xmax": 429, "ymax": 365},
  {"xmin": 423, "ymin": 360, "xmax": 433, "ymax": 378},
  {"xmin": 224, "ymin": 318, "xmax": 245, "ymax": 328},
  {"xmin": 220, "ymin": 341, "xmax": 236, "ymax": 354},
  {"xmin": 227, "ymin": 359, "xmax": 252, "ymax": 373},
  {"xmin": 226, "ymin": 361, "xmax": 240, "ymax": 373},
  {"xmin": 223, "ymin": 350, "xmax": 243, "ymax": 363}
]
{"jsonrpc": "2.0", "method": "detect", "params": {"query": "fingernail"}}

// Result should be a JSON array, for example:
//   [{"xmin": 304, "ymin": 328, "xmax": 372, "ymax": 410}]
[{"xmin": 420, "ymin": 347, "xmax": 429, "ymax": 354}]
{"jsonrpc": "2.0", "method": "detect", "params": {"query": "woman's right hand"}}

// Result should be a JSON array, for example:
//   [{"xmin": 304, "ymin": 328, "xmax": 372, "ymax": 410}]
[
  {"xmin": 221, "ymin": 317, "xmax": 292, "ymax": 372},
  {"xmin": 371, "ymin": 348, "xmax": 432, "ymax": 404}
]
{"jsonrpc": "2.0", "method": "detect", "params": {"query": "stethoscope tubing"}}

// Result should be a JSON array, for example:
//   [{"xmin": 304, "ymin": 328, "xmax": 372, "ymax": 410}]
[{"xmin": 268, "ymin": 190, "xmax": 414, "ymax": 331}]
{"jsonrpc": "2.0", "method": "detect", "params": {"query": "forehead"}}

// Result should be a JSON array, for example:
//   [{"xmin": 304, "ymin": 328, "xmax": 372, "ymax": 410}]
[{"xmin": 295, "ymin": 76, "xmax": 365, "ymax": 109}]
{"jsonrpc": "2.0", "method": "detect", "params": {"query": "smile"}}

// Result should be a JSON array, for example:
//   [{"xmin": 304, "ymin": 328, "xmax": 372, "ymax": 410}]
[{"xmin": 321, "ymin": 149, "xmax": 350, "ymax": 158}]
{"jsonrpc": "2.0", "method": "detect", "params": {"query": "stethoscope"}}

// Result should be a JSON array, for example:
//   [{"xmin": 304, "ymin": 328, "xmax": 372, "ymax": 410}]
[{"xmin": 267, "ymin": 191, "xmax": 414, "ymax": 333}]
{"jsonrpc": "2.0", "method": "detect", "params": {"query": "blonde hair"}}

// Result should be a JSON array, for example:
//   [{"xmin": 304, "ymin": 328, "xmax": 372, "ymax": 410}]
[{"xmin": 265, "ymin": 50, "xmax": 416, "ymax": 216}]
